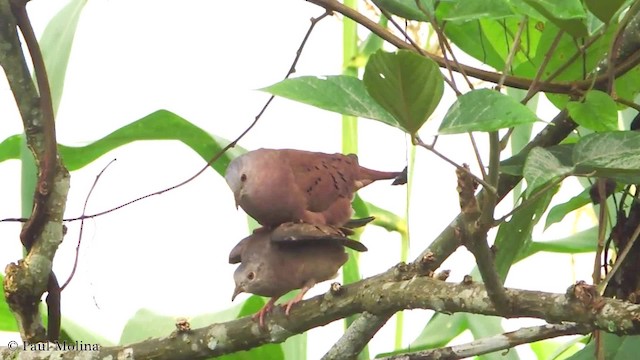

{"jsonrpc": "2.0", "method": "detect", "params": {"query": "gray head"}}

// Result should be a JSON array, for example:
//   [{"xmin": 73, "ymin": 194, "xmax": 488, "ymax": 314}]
[
  {"xmin": 225, "ymin": 154, "xmax": 251, "ymax": 208},
  {"xmin": 232, "ymin": 260, "xmax": 268, "ymax": 300}
]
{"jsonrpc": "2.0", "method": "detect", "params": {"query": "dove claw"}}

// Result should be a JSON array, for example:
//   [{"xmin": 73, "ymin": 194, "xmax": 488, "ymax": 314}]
[{"xmin": 252, "ymin": 297, "xmax": 277, "ymax": 328}]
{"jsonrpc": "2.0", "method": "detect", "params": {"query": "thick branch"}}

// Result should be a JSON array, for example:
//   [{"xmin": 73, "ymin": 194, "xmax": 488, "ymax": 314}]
[
  {"xmin": 379, "ymin": 323, "xmax": 590, "ymax": 360},
  {"xmin": 2, "ymin": 273, "xmax": 639, "ymax": 360},
  {"xmin": 0, "ymin": 0, "xmax": 69, "ymax": 342}
]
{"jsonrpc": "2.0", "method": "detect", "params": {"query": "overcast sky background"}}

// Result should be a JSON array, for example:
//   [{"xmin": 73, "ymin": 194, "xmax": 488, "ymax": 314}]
[{"xmin": 0, "ymin": 0, "xmax": 598, "ymax": 357}]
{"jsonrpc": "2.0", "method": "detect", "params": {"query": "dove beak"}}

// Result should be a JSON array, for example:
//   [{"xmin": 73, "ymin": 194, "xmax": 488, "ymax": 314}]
[
  {"xmin": 234, "ymin": 190, "xmax": 242, "ymax": 210},
  {"xmin": 232, "ymin": 284, "xmax": 244, "ymax": 301}
]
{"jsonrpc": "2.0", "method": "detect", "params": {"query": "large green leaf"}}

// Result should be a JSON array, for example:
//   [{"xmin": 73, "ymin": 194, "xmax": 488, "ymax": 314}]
[
  {"xmin": 522, "ymin": 0, "xmax": 588, "ymax": 38},
  {"xmin": 40, "ymin": 0, "xmax": 88, "ymax": 114},
  {"xmin": 443, "ymin": 0, "xmax": 514, "ymax": 21},
  {"xmin": 371, "ymin": 0, "xmax": 433, "ymax": 21},
  {"xmin": 439, "ymin": 89, "xmax": 539, "ymax": 134},
  {"xmin": 573, "ymin": 131, "xmax": 640, "ymax": 183},
  {"xmin": 363, "ymin": 50, "xmax": 444, "ymax": 135},
  {"xmin": 529, "ymin": 337, "xmax": 582, "ymax": 359},
  {"xmin": 533, "ymin": 24, "xmax": 615, "ymax": 109},
  {"xmin": 468, "ymin": 315, "xmax": 519, "ymax": 360},
  {"xmin": 376, "ymin": 313, "xmax": 468, "ymax": 358},
  {"xmin": 119, "ymin": 297, "xmax": 285, "ymax": 360},
  {"xmin": 261, "ymin": 75, "xmax": 399, "ymax": 129},
  {"xmin": 566, "ymin": 90, "xmax": 619, "ymax": 132},
  {"xmin": 500, "ymin": 144, "xmax": 574, "ymax": 177},
  {"xmin": 566, "ymin": 333, "xmax": 640, "ymax": 360},
  {"xmin": 523, "ymin": 147, "xmax": 574, "ymax": 196},
  {"xmin": 60, "ymin": 317, "xmax": 112, "ymax": 345},
  {"xmin": 495, "ymin": 184, "xmax": 556, "ymax": 280},
  {"xmin": 410, "ymin": 313, "xmax": 468, "ymax": 349},
  {"xmin": 0, "ymin": 274, "xmax": 18, "ymax": 332},
  {"xmin": 1, "ymin": 110, "xmax": 241, "ymax": 176},
  {"xmin": 544, "ymin": 187, "xmax": 591, "ymax": 229},
  {"xmin": 517, "ymin": 227, "xmax": 597, "ymax": 260},
  {"xmin": 584, "ymin": 0, "xmax": 626, "ymax": 24}
]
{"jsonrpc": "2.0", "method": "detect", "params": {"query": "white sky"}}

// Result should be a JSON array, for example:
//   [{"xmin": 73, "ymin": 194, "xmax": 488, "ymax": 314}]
[{"xmin": 0, "ymin": 0, "xmax": 598, "ymax": 358}]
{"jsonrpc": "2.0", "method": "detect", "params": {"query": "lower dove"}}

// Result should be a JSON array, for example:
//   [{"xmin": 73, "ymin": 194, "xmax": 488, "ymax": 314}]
[
  {"xmin": 225, "ymin": 148, "xmax": 406, "ymax": 227},
  {"xmin": 230, "ymin": 221, "xmax": 368, "ymax": 327}
]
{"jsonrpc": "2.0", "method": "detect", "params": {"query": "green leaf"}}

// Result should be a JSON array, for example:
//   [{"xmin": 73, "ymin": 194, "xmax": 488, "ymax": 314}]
[
  {"xmin": 363, "ymin": 50, "xmax": 444, "ymax": 135},
  {"xmin": 544, "ymin": 187, "xmax": 591, "ymax": 229},
  {"xmin": 261, "ymin": 75, "xmax": 399, "ymax": 129},
  {"xmin": 1, "ymin": 110, "xmax": 242, "ymax": 176},
  {"xmin": 584, "ymin": 0, "xmax": 625, "ymax": 24},
  {"xmin": 523, "ymin": 147, "xmax": 574, "ymax": 196},
  {"xmin": 566, "ymin": 333, "xmax": 640, "ymax": 360},
  {"xmin": 440, "ymin": 89, "xmax": 539, "ymax": 134},
  {"xmin": 573, "ymin": 131, "xmax": 640, "ymax": 183},
  {"xmin": 613, "ymin": 65, "xmax": 640, "ymax": 110},
  {"xmin": 468, "ymin": 315, "xmax": 519, "ymax": 360},
  {"xmin": 0, "ymin": 274, "xmax": 18, "ymax": 332},
  {"xmin": 529, "ymin": 338, "xmax": 582, "ymax": 359},
  {"xmin": 566, "ymin": 90, "xmax": 619, "ymax": 132},
  {"xmin": 40, "ymin": 0, "xmax": 88, "ymax": 114},
  {"xmin": 444, "ymin": 0, "xmax": 514, "ymax": 21},
  {"xmin": 538, "ymin": 25, "xmax": 615, "ymax": 110},
  {"xmin": 522, "ymin": 0, "xmax": 588, "ymax": 38},
  {"xmin": 376, "ymin": 313, "xmax": 468, "ymax": 358},
  {"xmin": 518, "ymin": 227, "xmax": 597, "ymax": 260},
  {"xmin": 495, "ymin": 184, "xmax": 557, "ymax": 278},
  {"xmin": 500, "ymin": 143, "xmax": 574, "ymax": 177},
  {"xmin": 365, "ymin": 201, "xmax": 407, "ymax": 234},
  {"xmin": 411, "ymin": 313, "xmax": 468, "ymax": 349},
  {"xmin": 60, "ymin": 317, "xmax": 113, "ymax": 345},
  {"xmin": 371, "ymin": 0, "xmax": 432, "ymax": 21},
  {"xmin": 119, "ymin": 299, "xmax": 285, "ymax": 360},
  {"xmin": 0, "ymin": 135, "xmax": 20, "ymax": 162}
]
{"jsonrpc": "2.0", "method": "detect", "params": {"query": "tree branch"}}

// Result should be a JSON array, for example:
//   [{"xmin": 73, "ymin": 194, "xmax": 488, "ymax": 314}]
[
  {"xmin": 305, "ymin": 0, "xmax": 640, "ymax": 94},
  {"xmin": 379, "ymin": 323, "xmax": 591, "ymax": 360},
  {"xmin": 2, "ymin": 272, "xmax": 638, "ymax": 359},
  {"xmin": 0, "ymin": 0, "xmax": 69, "ymax": 342}
]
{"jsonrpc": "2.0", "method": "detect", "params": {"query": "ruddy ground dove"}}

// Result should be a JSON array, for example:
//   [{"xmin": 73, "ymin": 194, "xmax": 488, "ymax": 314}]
[
  {"xmin": 229, "ymin": 221, "xmax": 369, "ymax": 327},
  {"xmin": 225, "ymin": 148, "xmax": 406, "ymax": 227}
]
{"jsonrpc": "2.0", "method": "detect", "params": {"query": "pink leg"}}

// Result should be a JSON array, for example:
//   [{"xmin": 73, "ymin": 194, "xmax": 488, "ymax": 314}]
[
  {"xmin": 252, "ymin": 297, "xmax": 278, "ymax": 328},
  {"xmin": 284, "ymin": 281, "xmax": 316, "ymax": 316}
]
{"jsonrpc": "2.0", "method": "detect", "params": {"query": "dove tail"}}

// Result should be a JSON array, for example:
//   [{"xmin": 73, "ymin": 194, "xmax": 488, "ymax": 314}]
[
  {"xmin": 391, "ymin": 166, "xmax": 408, "ymax": 185},
  {"xmin": 357, "ymin": 165, "xmax": 408, "ymax": 187}
]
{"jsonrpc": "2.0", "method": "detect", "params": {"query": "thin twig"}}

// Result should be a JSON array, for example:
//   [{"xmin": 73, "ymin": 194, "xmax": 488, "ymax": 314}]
[
  {"xmin": 468, "ymin": 133, "xmax": 487, "ymax": 179},
  {"xmin": 61, "ymin": 159, "xmax": 117, "ymax": 291},
  {"xmin": 593, "ymin": 180, "xmax": 609, "ymax": 286},
  {"xmin": 597, "ymin": 216, "xmax": 640, "ymax": 293},
  {"xmin": 521, "ymin": 30, "xmax": 566, "ymax": 104},
  {"xmin": 414, "ymin": 136, "xmax": 497, "ymax": 196},
  {"xmin": 497, "ymin": 16, "xmax": 527, "ymax": 90}
]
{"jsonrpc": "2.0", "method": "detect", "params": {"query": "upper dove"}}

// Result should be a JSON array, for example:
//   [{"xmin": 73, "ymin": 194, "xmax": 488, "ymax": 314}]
[{"xmin": 225, "ymin": 148, "xmax": 406, "ymax": 227}]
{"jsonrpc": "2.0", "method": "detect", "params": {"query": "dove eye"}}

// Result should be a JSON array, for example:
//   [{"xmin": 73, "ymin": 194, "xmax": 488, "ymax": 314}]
[
  {"xmin": 247, "ymin": 271, "xmax": 255, "ymax": 280},
  {"xmin": 240, "ymin": 174, "xmax": 247, "ymax": 182}
]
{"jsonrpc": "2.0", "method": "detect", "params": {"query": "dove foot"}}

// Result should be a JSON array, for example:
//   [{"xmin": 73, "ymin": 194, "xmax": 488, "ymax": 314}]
[
  {"xmin": 253, "ymin": 297, "xmax": 278, "ymax": 328},
  {"xmin": 284, "ymin": 281, "xmax": 316, "ymax": 316}
]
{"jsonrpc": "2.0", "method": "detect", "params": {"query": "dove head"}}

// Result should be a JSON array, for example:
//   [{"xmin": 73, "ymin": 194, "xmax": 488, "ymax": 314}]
[
  {"xmin": 225, "ymin": 154, "xmax": 253, "ymax": 208},
  {"xmin": 232, "ymin": 260, "xmax": 270, "ymax": 301}
]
